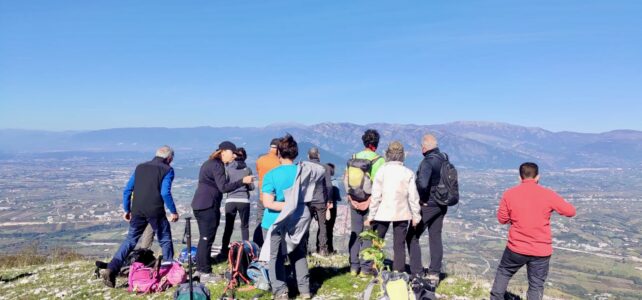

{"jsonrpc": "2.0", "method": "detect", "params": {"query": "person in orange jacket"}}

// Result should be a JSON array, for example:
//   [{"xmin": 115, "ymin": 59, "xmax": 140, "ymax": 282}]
[{"xmin": 253, "ymin": 138, "xmax": 281, "ymax": 247}]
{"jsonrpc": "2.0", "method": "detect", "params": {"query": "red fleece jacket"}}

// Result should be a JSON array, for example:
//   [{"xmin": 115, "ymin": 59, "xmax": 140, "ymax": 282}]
[{"xmin": 497, "ymin": 179, "xmax": 576, "ymax": 257}]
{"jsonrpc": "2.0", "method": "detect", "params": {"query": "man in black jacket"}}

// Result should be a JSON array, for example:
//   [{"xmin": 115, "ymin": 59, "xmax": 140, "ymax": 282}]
[
  {"xmin": 307, "ymin": 147, "xmax": 334, "ymax": 256},
  {"xmin": 101, "ymin": 146, "xmax": 179, "ymax": 288},
  {"xmin": 406, "ymin": 134, "xmax": 448, "ymax": 282}
]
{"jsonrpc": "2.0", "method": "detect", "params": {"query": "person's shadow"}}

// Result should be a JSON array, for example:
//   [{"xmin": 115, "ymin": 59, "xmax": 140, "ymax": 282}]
[{"xmin": 284, "ymin": 262, "xmax": 350, "ymax": 297}]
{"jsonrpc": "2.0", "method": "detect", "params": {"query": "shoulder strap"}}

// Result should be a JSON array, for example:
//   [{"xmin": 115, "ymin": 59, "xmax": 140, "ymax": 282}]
[{"xmin": 363, "ymin": 278, "xmax": 380, "ymax": 300}]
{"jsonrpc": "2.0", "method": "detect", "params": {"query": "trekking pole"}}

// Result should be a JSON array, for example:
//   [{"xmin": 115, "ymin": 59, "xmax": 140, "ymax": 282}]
[{"xmin": 186, "ymin": 217, "xmax": 194, "ymax": 300}]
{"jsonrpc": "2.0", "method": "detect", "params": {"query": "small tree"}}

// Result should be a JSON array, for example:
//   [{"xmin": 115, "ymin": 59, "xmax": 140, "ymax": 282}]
[{"xmin": 359, "ymin": 229, "xmax": 388, "ymax": 299}]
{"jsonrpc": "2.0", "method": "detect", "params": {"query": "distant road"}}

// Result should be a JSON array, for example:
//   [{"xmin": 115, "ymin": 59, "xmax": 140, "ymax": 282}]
[{"xmin": 474, "ymin": 234, "xmax": 640, "ymax": 261}]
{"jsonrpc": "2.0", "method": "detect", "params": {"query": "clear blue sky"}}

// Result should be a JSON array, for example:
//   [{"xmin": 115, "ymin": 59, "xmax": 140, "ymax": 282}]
[{"xmin": 1, "ymin": 1, "xmax": 641, "ymax": 132}]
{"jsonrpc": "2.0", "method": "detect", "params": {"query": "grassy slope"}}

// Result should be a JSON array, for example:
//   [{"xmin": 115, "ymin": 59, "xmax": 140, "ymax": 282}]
[{"xmin": 0, "ymin": 254, "xmax": 575, "ymax": 300}]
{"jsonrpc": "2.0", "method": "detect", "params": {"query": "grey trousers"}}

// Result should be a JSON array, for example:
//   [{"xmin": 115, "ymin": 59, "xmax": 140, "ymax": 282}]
[
  {"xmin": 134, "ymin": 224, "xmax": 154, "ymax": 250},
  {"xmin": 268, "ymin": 228, "xmax": 310, "ymax": 295}
]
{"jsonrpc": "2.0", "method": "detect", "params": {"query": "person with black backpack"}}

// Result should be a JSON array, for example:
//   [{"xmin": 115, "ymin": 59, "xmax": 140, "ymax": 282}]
[
  {"xmin": 406, "ymin": 134, "xmax": 459, "ymax": 284},
  {"xmin": 343, "ymin": 129, "xmax": 385, "ymax": 277}
]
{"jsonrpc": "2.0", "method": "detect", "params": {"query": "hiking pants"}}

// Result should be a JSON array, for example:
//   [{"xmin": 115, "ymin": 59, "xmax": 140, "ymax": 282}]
[
  {"xmin": 269, "ymin": 227, "xmax": 310, "ymax": 296},
  {"xmin": 374, "ymin": 220, "xmax": 409, "ymax": 272},
  {"xmin": 108, "ymin": 214, "xmax": 174, "ymax": 273},
  {"xmin": 326, "ymin": 204, "xmax": 337, "ymax": 253},
  {"xmin": 490, "ymin": 247, "xmax": 550, "ymax": 300},
  {"xmin": 406, "ymin": 205, "xmax": 447, "ymax": 275},
  {"xmin": 221, "ymin": 202, "xmax": 250, "ymax": 254},
  {"xmin": 349, "ymin": 207, "xmax": 372, "ymax": 271},
  {"xmin": 194, "ymin": 205, "xmax": 220, "ymax": 274},
  {"xmin": 309, "ymin": 203, "xmax": 329, "ymax": 253},
  {"xmin": 134, "ymin": 224, "xmax": 154, "ymax": 250}
]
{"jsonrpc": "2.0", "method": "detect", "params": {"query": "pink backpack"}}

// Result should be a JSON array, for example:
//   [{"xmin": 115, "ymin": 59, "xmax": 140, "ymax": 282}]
[
  {"xmin": 161, "ymin": 261, "xmax": 186, "ymax": 286},
  {"xmin": 128, "ymin": 262, "xmax": 160, "ymax": 294},
  {"xmin": 128, "ymin": 260, "xmax": 186, "ymax": 294}
]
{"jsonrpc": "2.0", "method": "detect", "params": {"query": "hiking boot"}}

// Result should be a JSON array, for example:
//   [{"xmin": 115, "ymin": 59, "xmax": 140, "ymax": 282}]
[
  {"xmin": 424, "ymin": 272, "xmax": 440, "ymax": 287},
  {"xmin": 359, "ymin": 269, "xmax": 376, "ymax": 278},
  {"xmin": 350, "ymin": 268, "xmax": 360, "ymax": 276},
  {"xmin": 100, "ymin": 268, "xmax": 116, "ymax": 288},
  {"xmin": 273, "ymin": 290, "xmax": 289, "ymax": 300}
]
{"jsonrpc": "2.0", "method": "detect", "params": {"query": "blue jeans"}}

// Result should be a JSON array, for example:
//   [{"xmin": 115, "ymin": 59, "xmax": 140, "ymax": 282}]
[{"xmin": 108, "ymin": 214, "xmax": 174, "ymax": 273}]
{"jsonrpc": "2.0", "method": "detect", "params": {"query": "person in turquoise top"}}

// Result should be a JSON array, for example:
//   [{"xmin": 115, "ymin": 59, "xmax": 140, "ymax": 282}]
[
  {"xmin": 346, "ymin": 129, "xmax": 385, "ymax": 276},
  {"xmin": 261, "ymin": 134, "xmax": 311, "ymax": 300},
  {"xmin": 261, "ymin": 164, "xmax": 298, "ymax": 231}
]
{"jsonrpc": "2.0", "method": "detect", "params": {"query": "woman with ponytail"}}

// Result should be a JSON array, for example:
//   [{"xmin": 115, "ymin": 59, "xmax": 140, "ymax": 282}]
[{"xmin": 191, "ymin": 141, "xmax": 253, "ymax": 282}]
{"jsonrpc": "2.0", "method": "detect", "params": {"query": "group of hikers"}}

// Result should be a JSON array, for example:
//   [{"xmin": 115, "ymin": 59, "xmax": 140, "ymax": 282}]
[{"xmin": 99, "ymin": 128, "xmax": 576, "ymax": 300}]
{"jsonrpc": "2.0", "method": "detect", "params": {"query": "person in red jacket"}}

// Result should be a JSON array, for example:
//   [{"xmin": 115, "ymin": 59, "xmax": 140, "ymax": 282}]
[{"xmin": 490, "ymin": 162, "xmax": 576, "ymax": 300}]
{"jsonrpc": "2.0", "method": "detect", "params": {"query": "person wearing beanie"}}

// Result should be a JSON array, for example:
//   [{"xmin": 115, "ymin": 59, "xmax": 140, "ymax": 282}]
[
  {"xmin": 365, "ymin": 141, "xmax": 421, "ymax": 273},
  {"xmin": 191, "ymin": 141, "xmax": 254, "ymax": 282}
]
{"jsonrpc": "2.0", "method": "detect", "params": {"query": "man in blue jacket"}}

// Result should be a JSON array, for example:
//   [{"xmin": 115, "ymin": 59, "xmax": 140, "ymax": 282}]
[{"xmin": 101, "ymin": 145, "xmax": 179, "ymax": 288}]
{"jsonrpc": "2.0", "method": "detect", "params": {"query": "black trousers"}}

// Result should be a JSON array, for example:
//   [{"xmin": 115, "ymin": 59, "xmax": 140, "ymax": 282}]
[
  {"xmin": 490, "ymin": 247, "xmax": 550, "ymax": 300},
  {"xmin": 309, "ymin": 203, "xmax": 329, "ymax": 253},
  {"xmin": 374, "ymin": 220, "xmax": 409, "ymax": 272},
  {"xmin": 194, "ymin": 205, "xmax": 220, "ymax": 273},
  {"xmin": 326, "ymin": 204, "xmax": 337, "ymax": 253},
  {"xmin": 221, "ymin": 202, "xmax": 250, "ymax": 253},
  {"xmin": 406, "ymin": 205, "xmax": 447, "ymax": 275}
]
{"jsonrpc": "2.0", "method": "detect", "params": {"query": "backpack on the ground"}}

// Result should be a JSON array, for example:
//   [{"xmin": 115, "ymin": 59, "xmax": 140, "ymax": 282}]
[
  {"xmin": 128, "ymin": 258, "xmax": 186, "ymax": 294},
  {"xmin": 246, "ymin": 261, "xmax": 271, "ymax": 291},
  {"xmin": 409, "ymin": 276, "xmax": 437, "ymax": 300},
  {"xmin": 94, "ymin": 248, "xmax": 156, "ymax": 279},
  {"xmin": 174, "ymin": 216, "xmax": 211, "ymax": 300},
  {"xmin": 178, "ymin": 246, "xmax": 198, "ymax": 265},
  {"xmin": 128, "ymin": 259, "xmax": 162, "ymax": 293},
  {"xmin": 363, "ymin": 271, "xmax": 413, "ymax": 300},
  {"xmin": 222, "ymin": 240, "xmax": 260, "ymax": 296},
  {"xmin": 428, "ymin": 153, "xmax": 459, "ymax": 206},
  {"xmin": 346, "ymin": 154, "xmax": 383, "ymax": 202}
]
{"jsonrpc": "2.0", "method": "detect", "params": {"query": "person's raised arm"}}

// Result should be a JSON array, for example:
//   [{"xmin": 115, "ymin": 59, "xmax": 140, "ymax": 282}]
[
  {"xmin": 213, "ymin": 161, "xmax": 243, "ymax": 193},
  {"xmin": 550, "ymin": 191, "xmax": 576, "ymax": 217},
  {"xmin": 497, "ymin": 193, "xmax": 510, "ymax": 224}
]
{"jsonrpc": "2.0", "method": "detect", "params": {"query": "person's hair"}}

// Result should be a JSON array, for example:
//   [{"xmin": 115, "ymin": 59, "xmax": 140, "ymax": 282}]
[
  {"xmin": 209, "ymin": 150, "xmax": 223, "ymax": 160},
  {"xmin": 362, "ymin": 129, "xmax": 380, "ymax": 148},
  {"xmin": 156, "ymin": 145, "xmax": 174, "ymax": 159},
  {"xmin": 519, "ymin": 162, "xmax": 539, "ymax": 179},
  {"xmin": 235, "ymin": 147, "xmax": 247, "ymax": 162},
  {"xmin": 277, "ymin": 134, "xmax": 298, "ymax": 160},
  {"xmin": 385, "ymin": 141, "xmax": 405, "ymax": 162},
  {"xmin": 422, "ymin": 134, "xmax": 438, "ymax": 151},
  {"xmin": 308, "ymin": 147, "xmax": 320, "ymax": 160},
  {"xmin": 327, "ymin": 162, "xmax": 335, "ymax": 176}
]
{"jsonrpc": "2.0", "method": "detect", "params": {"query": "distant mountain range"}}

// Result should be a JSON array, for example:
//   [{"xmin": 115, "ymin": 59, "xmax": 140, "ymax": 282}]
[{"xmin": 2, "ymin": 121, "xmax": 641, "ymax": 169}]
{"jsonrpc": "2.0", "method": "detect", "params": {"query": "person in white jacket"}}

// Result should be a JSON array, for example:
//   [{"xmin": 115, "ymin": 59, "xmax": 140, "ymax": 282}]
[{"xmin": 365, "ymin": 141, "xmax": 421, "ymax": 273}]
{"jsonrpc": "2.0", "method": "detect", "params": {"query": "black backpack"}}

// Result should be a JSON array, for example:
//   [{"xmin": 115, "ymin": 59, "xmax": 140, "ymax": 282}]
[
  {"xmin": 94, "ymin": 248, "xmax": 156, "ymax": 278},
  {"xmin": 428, "ymin": 153, "xmax": 459, "ymax": 206}
]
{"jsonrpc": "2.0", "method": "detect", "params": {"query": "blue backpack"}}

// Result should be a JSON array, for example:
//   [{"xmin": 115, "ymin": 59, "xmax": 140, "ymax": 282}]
[
  {"xmin": 178, "ymin": 246, "xmax": 197, "ymax": 264},
  {"xmin": 246, "ymin": 261, "xmax": 271, "ymax": 291}
]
